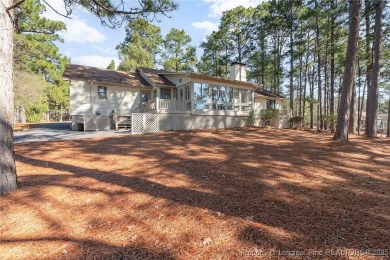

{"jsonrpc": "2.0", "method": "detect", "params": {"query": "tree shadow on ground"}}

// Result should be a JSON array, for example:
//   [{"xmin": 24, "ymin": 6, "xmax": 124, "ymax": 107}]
[
  {"xmin": 2, "ymin": 128, "xmax": 389, "ymax": 258},
  {"xmin": 2, "ymin": 237, "xmax": 174, "ymax": 259}
]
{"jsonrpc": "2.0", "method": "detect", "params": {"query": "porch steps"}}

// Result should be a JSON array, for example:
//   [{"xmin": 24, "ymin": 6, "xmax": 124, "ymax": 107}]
[{"xmin": 117, "ymin": 118, "xmax": 132, "ymax": 130}]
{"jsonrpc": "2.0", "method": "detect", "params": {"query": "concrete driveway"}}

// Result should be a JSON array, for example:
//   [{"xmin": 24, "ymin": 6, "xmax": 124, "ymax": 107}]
[{"xmin": 14, "ymin": 122, "xmax": 127, "ymax": 144}]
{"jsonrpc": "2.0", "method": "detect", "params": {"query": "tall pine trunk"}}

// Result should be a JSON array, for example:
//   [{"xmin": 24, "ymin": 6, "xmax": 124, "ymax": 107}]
[
  {"xmin": 289, "ymin": 17, "xmax": 294, "ymax": 113},
  {"xmin": 298, "ymin": 54, "xmax": 303, "ymax": 117},
  {"xmin": 303, "ymin": 64, "xmax": 308, "ymax": 127},
  {"xmin": 324, "ymin": 52, "xmax": 329, "ymax": 130},
  {"xmin": 357, "ymin": 60, "xmax": 365, "ymax": 134},
  {"xmin": 364, "ymin": 0, "xmax": 372, "ymax": 135},
  {"xmin": 387, "ymin": 98, "xmax": 390, "ymax": 138},
  {"xmin": 315, "ymin": 0, "xmax": 322, "ymax": 130},
  {"xmin": 310, "ymin": 66, "xmax": 315, "ymax": 129},
  {"xmin": 0, "ymin": 0, "xmax": 17, "ymax": 194},
  {"xmin": 349, "ymin": 80, "xmax": 357, "ymax": 134},
  {"xmin": 329, "ymin": 0, "xmax": 336, "ymax": 131},
  {"xmin": 365, "ymin": 0, "xmax": 382, "ymax": 137},
  {"xmin": 333, "ymin": 0, "xmax": 361, "ymax": 141}
]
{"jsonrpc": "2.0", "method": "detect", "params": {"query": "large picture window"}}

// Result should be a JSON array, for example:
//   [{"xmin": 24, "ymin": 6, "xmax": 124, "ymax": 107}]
[
  {"xmin": 193, "ymin": 82, "xmax": 253, "ymax": 112},
  {"xmin": 98, "ymin": 86, "xmax": 107, "ymax": 99}
]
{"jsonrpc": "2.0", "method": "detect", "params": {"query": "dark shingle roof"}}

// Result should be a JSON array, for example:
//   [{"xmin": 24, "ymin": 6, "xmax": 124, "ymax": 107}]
[
  {"xmin": 137, "ymin": 67, "xmax": 175, "ymax": 86},
  {"xmin": 254, "ymin": 88, "xmax": 285, "ymax": 98},
  {"xmin": 63, "ymin": 64, "xmax": 151, "ymax": 87}
]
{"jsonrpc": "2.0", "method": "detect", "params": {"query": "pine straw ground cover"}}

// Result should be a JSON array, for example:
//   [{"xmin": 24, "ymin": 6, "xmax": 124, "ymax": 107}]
[{"xmin": 1, "ymin": 128, "xmax": 389, "ymax": 260}]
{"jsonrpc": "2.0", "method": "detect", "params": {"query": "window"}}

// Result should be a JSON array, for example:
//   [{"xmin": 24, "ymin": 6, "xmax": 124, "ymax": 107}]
[
  {"xmin": 98, "ymin": 86, "xmax": 107, "ymax": 99},
  {"xmin": 247, "ymin": 90, "xmax": 253, "ymax": 104},
  {"xmin": 203, "ymin": 103, "xmax": 212, "ymax": 109},
  {"xmin": 218, "ymin": 103, "xmax": 226, "ymax": 110},
  {"xmin": 202, "ymin": 84, "xmax": 210, "ymax": 101},
  {"xmin": 185, "ymin": 84, "xmax": 190, "ymax": 100},
  {"xmin": 233, "ymin": 88, "xmax": 239, "ymax": 102},
  {"xmin": 211, "ymin": 85, "xmax": 218, "ymax": 101},
  {"xmin": 178, "ymin": 88, "xmax": 184, "ymax": 100},
  {"xmin": 194, "ymin": 83, "xmax": 202, "ymax": 100},
  {"xmin": 160, "ymin": 88, "xmax": 171, "ymax": 99},
  {"xmin": 219, "ymin": 86, "xmax": 227, "ymax": 101},
  {"xmin": 172, "ymin": 88, "xmax": 176, "ymax": 100},
  {"xmin": 267, "ymin": 100, "xmax": 276, "ymax": 109},
  {"xmin": 226, "ymin": 87, "xmax": 233, "ymax": 102},
  {"xmin": 241, "ymin": 89, "xmax": 248, "ymax": 103},
  {"xmin": 141, "ymin": 91, "xmax": 149, "ymax": 103},
  {"xmin": 226, "ymin": 104, "xmax": 234, "ymax": 110},
  {"xmin": 192, "ymin": 82, "xmax": 254, "ymax": 112}
]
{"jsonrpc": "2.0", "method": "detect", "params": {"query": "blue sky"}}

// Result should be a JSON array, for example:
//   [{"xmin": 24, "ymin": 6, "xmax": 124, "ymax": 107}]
[{"xmin": 43, "ymin": 0, "xmax": 262, "ymax": 69}]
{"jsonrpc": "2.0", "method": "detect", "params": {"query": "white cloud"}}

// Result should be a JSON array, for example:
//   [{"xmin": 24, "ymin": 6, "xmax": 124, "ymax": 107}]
[
  {"xmin": 192, "ymin": 21, "xmax": 219, "ymax": 35},
  {"xmin": 72, "ymin": 55, "xmax": 120, "ymax": 69},
  {"xmin": 43, "ymin": 0, "xmax": 106, "ymax": 44},
  {"xmin": 63, "ymin": 50, "xmax": 73, "ymax": 57},
  {"xmin": 92, "ymin": 45, "xmax": 117, "ymax": 56},
  {"xmin": 60, "ymin": 19, "xmax": 106, "ymax": 43},
  {"xmin": 203, "ymin": 0, "xmax": 262, "ymax": 18}
]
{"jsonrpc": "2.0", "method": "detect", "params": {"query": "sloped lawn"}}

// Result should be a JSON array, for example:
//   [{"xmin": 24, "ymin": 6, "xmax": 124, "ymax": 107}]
[{"xmin": 1, "ymin": 129, "xmax": 389, "ymax": 259}]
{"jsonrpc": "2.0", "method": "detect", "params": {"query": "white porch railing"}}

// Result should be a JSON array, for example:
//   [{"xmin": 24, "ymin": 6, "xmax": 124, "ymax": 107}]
[
  {"xmin": 132, "ymin": 99, "xmax": 191, "ymax": 113},
  {"xmin": 158, "ymin": 99, "xmax": 191, "ymax": 111}
]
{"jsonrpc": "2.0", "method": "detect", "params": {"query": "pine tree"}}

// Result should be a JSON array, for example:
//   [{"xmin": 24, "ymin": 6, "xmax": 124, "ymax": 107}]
[
  {"xmin": 365, "ymin": 0, "xmax": 383, "ymax": 137},
  {"xmin": 107, "ymin": 60, "xmax": 116, "ymax": 70},
  {"xmin": 162, "ymin": 28, "xmax": 197, "ymax": 72},
  {"xmin": 0, "ymin": 0, "xmax": 177, "ymax": 195},
  {"xmin": 333, "ymin": 0, "xmax": 361, "ymax": 141},
  {"xmin": 117, "ymin": 18, "xmax": 162, "ymax": 71}
]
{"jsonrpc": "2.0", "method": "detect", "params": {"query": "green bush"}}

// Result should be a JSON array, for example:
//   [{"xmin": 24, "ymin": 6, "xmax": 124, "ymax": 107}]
[
  {"xmin": 289, "ymin": 116, "xmax": 304, "ymax": 129},
  {"xmin": 260, "ymin": 109, "xmax": 280, "ymax": 127},
  {"xmin": 319, "ymin": 115, "xmax": 337, "ymax": 126},
  {"xmin": 26, "ymin": 102, "xmax": 48, "ymax": 123},
  {"xmin": 245, "ymin": 109, "xmax": 256, "ymax": 127}
]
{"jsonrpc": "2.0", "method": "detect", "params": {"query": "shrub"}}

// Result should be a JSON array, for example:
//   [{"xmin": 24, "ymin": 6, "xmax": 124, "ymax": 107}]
[
  {"xmin": 260, "ymin": 109, "xmax": 280, "ymax": 127},
  {"xmin": 26, "ymin": 102, "xmax": 48, "ymax": 123},
  {"xmin": 319, "ymin": 115, "xmax": 337, "ymax": 126},
  {"xmin": 245, "ymin": 109, "xmax": 256, "ymax": 127},
  {"xmin": 289, "ymin": 116, "xmax": 304, "ymax": 129}
]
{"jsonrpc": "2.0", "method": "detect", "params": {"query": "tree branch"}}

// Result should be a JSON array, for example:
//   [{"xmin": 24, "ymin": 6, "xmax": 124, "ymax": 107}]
[
  {"xmin": 19, "ymin": 29, "xmax": 56, "ymax": 35},
  {"xmin": 41, "ymin": 0, "xmax": 72, "ymax": 19},
  {"xmin": 5, "ymin": 0, "xmax": 26, "ymax": 12}
]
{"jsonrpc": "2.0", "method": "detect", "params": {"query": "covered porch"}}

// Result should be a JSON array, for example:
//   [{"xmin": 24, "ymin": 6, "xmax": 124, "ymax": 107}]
[{"xmin": 131, "ymin": 83, "xmax": 191, "ymax": 113}]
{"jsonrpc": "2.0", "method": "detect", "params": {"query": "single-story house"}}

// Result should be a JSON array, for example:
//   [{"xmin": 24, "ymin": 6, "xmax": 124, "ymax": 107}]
[
  {"xmin": 358, "ymin": 112, "xmax": 389, "ymax": 134},
  {"xmin": 63, "ymin": 62, "xmax": 288, "ymax": 133}
]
